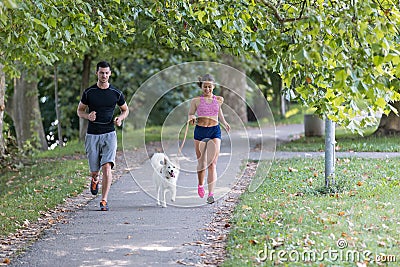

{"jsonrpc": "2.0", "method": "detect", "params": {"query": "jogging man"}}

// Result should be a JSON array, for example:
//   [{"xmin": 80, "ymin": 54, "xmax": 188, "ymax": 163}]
[{"xmin": 77, "ymin": 61, "xmax": 129, "ymax": 211}]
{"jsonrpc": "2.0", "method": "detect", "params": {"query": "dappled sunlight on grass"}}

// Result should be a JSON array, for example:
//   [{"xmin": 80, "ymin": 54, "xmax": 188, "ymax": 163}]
[{"xmin": 223, "ymin": 158, "xmax": 400, "ymax": 266}]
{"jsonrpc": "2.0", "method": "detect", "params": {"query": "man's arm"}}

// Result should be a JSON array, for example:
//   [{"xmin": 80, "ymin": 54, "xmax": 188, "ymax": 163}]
[
  {"xmin": 114, "ymin": 103, "xmax": 129, "ymax": 126},
  {"xmin": 77, "ymin": 101, "xmax": 96, "ymax": 121}
]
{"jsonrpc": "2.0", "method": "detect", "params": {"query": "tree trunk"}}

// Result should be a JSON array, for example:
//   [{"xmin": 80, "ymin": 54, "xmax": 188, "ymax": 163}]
[
  {"xmin": 219, "ymin": 55, "xmax": 248, "ymax": 125},
  {"xmin": 325, "ymin": 118, "xmax": 335, "ymax": 187},
  {"xmin": 0, "ymin": 64, "xmax": 5, "ymax": 156},
  {"xmin": 374, "ymin": 101, "xmax": 400, "ymax": 136},
  {"xmin": 79, "ymin": 54, "xmax": 91, "ymax": 141},
  {"xmin": 10, "ymin": 71, "xmax": 48, "ymax": 150},
  {"xmin": 54, "ymin": 64, "xmax": 63, "ymax": 147}
]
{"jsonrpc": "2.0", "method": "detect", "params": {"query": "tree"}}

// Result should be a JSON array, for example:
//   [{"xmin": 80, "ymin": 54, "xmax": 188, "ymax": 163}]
[
  {"xmin": 133, "ymin": 0, "xmax": 399, "ymax": 189},
  {"xmin": 0, "ymin": 1, "xmax": 139, "ymax": 150},
  {"xmin": 0, "ymin": 64, "xmax": 5, "ymax": 155},
  {"xmin": 374, "ymin": 102, "xmax": 400, "ymax": 135},
  {"xmin": 79, "ymin": 54, "xmax": 92, "ymax": 141},
  {"xmin": 219, "ymin": 54, "xmax": 248, "ymax": 124},
  {"xmin": 140, "ymin": 0, "xmax": 400, "ymax": 134},
  {"xmin": 7, "ymin": 70, "xmax": 48, "ymax": 150},
  {"xmin": 1, "ymin": 0, "xmax": 399, "ymax": 155}
]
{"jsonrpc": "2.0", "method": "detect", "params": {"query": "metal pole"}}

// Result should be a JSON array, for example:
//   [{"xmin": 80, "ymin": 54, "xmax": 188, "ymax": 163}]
[{"xmin": 325, "ymin": 118, "xmax": 335, "ymax": 187}]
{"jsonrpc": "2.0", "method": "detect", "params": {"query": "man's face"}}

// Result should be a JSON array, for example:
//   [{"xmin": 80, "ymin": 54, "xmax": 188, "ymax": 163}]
[{"xmin": 96, "ymin": 67, "xmax": 111, "ymax": 83}]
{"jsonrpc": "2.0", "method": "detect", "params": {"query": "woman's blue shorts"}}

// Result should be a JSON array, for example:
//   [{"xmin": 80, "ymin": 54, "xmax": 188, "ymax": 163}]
[{"xmin": 194, "ymin": 125, "xmax": 221, "ymax": 141}]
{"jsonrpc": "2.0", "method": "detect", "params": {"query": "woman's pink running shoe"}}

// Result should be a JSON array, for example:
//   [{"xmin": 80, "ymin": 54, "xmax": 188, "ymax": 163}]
[{"xmin": 198, "ymin": 185, "xmax": 205, "ymax": 198}]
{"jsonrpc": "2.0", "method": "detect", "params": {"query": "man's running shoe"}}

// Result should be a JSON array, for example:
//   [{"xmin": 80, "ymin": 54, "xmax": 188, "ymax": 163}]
[
  {"xmin": 100, "ymin": 200, "xmax": 109, "ymax": 211},
  {"xmin": 90, "ymin": 177, "xmax": 99, "ymax": 195}
]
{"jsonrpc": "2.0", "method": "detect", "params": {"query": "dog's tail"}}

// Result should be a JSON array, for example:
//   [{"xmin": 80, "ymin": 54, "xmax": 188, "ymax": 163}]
[{"xmin": 150, "ymin": 153, "xmax": 167, "ymax": 169}]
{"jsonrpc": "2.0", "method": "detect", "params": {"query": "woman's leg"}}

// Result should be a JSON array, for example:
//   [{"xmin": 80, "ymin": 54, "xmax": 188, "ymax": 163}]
[
  {"xmin": 206, "ymin": 138, "xmax": 221, "ymax": 196},
  {"xmin": 194, "ymin": 139, "xmax": 207, "ymax": 189}
]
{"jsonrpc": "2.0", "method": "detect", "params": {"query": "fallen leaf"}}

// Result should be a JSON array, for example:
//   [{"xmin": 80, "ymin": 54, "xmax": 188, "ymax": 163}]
[
  {"xmin": 249, "ymin": 239, "xmax": 259, "ymax": 245},
  {"xmin": 271, "ymin": 238, "xmax": 284, "ymax": 248},
  {"xmin": 242, "ymin": 205, "xmax": 252, "ymax": 211},
  {"xmin": 338, "ymin": 211, "xmax": 345, "ymax": 216},
  {"xmin": 378, "ymin": 241, "xmax": 386, "ymax": 247}
]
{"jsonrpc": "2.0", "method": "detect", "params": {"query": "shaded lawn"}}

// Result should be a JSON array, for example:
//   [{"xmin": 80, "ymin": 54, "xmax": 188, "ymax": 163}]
[{"xmin": 224, "ymin": 157, "xmax": 400, "ymax": 266}]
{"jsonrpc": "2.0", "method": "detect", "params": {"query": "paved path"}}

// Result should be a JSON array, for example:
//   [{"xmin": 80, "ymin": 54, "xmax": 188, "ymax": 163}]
[
  {"xmin": 9, "ymin": 123, "xmax": 400, "ymax": 267},
  {"xmin": 9, "ymin": 123, "xmax": 278, "ymax": 267}
]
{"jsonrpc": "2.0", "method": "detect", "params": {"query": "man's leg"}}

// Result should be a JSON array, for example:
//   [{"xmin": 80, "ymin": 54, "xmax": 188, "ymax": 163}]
[
  {"xmin": 99, "ymin": 131, "xmax": 117, "ymax": 211},
  {"xmin": 89, "ymin": 171, "xmax": 100, "ymax": 195},
  {"xmin": 101, "ymin": 162, "xmax": 113, "ymax": 202}
]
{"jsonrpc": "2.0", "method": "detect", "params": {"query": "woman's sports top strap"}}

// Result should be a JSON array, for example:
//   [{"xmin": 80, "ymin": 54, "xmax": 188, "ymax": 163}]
[{"xmin": 197, "ymin": 95, "xmax": 219, "ymax": 117}]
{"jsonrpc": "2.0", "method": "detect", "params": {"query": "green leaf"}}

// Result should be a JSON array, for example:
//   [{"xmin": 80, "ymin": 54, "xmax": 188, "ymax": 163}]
[
  {"xmin": 181, "ymin": 40, "xmax": 189, "ymax": 51},
  {"xmin": 97, "ymin": 9, "xmax": 105, "ymax": 18},
  {"xmin": 33, "ymin": 18, "xmax": 49, "ymax": 30},
  {"xmin": 375, "ymin": 97, "xmax": 386, "ymax": 109},
  {"xmin": 143, "ymin": 26, "xmax": 154, "ymax": 39},
  {"xmin": 295, "ymin": 48, "xmax": 311, "ymax": 62},
  {"xmin": 47, "ymin": 17, "xmax": 57, "ymax": 28},
  {"xmin": 65, "ymin": 30, "xmax": 71, "ymax": 41},
  {"xmin": 196, "ymin": 10, "xmax": 207, "ymax": 24},
  {"xmin": 4, "ymin": 0, "xmax": 18, "ymax": 8}
]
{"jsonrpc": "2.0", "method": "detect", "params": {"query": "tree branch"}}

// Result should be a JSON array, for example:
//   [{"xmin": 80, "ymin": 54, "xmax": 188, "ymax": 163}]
[
  {"xmin": 258, "ymin": 0, "xmax": 309, "ymax": 24},
  {"xmin": 373, "ymin": 0, "xmax": 400, "ymax": 35}
]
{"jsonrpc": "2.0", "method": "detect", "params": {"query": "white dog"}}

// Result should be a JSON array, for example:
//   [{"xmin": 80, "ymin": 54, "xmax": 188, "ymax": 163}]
[{"xmin": 151, "ymin": 153, "xmax": 179, "ymax": 208}]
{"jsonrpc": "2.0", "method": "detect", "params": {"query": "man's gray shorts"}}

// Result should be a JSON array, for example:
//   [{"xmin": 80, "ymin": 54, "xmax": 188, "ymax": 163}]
[{"xmin": 85, "ymin": 131, "xmax": 117, "ymax": 172}]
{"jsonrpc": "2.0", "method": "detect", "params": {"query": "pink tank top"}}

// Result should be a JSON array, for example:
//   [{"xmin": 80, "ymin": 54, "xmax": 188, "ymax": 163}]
[{"xmin": 197, "ymin": 95, "xmax": 219, "ymax": 117}]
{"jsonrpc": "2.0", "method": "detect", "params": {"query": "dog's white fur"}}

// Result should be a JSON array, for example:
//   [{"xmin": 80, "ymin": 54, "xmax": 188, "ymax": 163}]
[{"xmin": 151, "ymin": 153, "xmax": 179, "ymax": 208}]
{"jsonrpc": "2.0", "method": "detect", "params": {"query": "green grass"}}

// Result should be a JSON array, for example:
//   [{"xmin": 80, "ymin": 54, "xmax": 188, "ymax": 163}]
[
  {"xmin": 122, "ymin": 124, "xmax": 194, "ymax": 150},
  {"xmin": 223, "ymin": 158, "xmax": 400, "ymax": 266},
  {"xmin": 35, "ymin": 139, "xmax": 85, "ymax": 158},
  {"xmin": 275, "ymin": 105, "xmax": 316, "ymax": 125},
  {"xmin": 0, "ymin": 158, "xmax": 88, "ymax": 236},
  {"xmin": 278, "ymin": 127, "xmax": 400, "ymax": 152}
]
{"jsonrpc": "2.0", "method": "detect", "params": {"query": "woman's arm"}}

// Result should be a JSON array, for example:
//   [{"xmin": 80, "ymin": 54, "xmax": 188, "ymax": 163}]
[
  {"xmin": 188, "ymin": 98, "xmax": 198, "ymax": 125},
  {"xmin": 217, "ymin": 97, "xmax": 230, "ymax": 132}
]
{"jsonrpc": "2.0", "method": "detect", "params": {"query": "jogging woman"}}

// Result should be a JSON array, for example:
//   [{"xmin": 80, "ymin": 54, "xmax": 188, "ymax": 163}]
[{"xmin": 188, "ymin": 74, "xmax": 230, "ymax": 204}]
